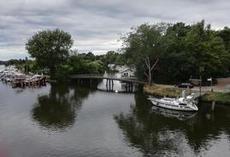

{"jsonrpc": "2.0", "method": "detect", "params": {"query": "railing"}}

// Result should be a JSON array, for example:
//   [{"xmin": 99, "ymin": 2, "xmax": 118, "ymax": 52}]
[{"xmin": 70, "ymin": 74, "xmax": 146, "ymax": 84}]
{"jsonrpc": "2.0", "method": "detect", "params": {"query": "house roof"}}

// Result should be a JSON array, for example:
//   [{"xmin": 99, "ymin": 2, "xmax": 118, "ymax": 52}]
[{"xmin": 120, "ymin": 68, "xmax": 135, "ymax": 73}]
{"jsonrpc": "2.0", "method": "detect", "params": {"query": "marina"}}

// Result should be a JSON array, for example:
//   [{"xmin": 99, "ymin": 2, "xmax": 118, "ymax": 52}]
[{"xmin": 0, "ymin": 66, "xmax": 46, "ymax": 88}]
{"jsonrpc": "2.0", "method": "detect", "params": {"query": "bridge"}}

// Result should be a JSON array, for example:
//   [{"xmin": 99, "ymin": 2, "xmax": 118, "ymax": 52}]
[
  {"xmin": 70, "ymin": 74, "xmax": 147, "ymax": 84},
  {"xmin": 70, "ymin": 74, "xmax": 146, "ymax": 92}
]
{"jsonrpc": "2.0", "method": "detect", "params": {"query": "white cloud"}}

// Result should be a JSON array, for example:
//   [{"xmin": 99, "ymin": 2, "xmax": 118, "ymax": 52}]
[{"xmin": 0, "ymin": 0, "xmax": 230, "ymax": 60}]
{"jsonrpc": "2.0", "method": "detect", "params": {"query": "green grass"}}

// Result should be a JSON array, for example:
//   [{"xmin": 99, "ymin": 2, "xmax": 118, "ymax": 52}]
[
  {"xmin": 144, "ymin": 84, "xmax": 230, "ymax": 105},
  {"xmin": 201, "ymin": 92, "xmax": 230, "ymax": 104}
]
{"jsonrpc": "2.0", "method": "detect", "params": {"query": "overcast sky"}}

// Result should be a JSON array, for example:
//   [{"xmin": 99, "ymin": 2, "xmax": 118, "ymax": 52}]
[{"xmin": 0, "ymin": 0, "xmax": 230, "ymax": 60}]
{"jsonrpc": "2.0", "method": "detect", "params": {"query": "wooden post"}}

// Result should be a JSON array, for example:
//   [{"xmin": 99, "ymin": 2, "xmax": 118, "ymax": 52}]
[
  {"xmin": 211, "ymin": 101, "xmax": 215, "ymax": 112},
  {"xmin": 199, "ymin": 75, "xmax": 202, "ymax": 96},
  {"xmin": 211, "ymin": 78, "xmax": 213, "ymax": 92}
]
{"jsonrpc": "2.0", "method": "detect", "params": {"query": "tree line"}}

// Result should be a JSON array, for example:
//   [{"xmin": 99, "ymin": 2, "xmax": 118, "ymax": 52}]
[
  {"xmin": 4, "ymin": 20, "xmax": 230, "ymax": 83},
  {"xmin": 123, "ymin": 20, "xmax": 230, "ymax": 84}
]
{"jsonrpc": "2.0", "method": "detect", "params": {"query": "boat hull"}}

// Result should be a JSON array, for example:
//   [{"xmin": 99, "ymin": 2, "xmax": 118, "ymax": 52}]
[{"xmin": 148, "ymin": 97, "xmax": 198, "ymax": 112}]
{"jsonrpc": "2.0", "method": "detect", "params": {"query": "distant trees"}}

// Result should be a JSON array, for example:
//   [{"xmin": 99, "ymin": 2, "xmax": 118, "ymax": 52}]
[
  {"xmin": 54, "ymin": 52, "xmax": 106, "ymax": 80},
  {"xmin": 22, "ymin": 22, "xmax": 230, "ymax": 83},
  {"xmin": 0, "ymin": 60, "xmax": 7, "ymax": 65},
  {"xmin": 102, "ymin": 51, "xmax": 125, "ymax": 65},
  {"xmin": 123, "ymin": 21, "xmax": 230, "ymax": 84},
  {"xmin": 26, "ymin": 29, "xmax": 73, "ymax": 78}
]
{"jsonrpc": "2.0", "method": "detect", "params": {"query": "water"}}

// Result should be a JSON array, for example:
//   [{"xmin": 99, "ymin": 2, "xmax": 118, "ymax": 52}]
[{"xmin": 0, "ymin": 82, "xmax": 230, "ymax": 157}]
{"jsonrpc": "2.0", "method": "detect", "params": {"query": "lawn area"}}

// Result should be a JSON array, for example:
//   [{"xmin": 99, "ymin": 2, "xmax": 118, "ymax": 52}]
[
  {"xmin": 201, "ymin": 92, "xmax": 230, "ymax": 104},
  {"xmin": 144, "ymin": 84, "xmax": 230, "ymax": 105},
  {"xmin": 144, "ymin": 84, "xmax": 182, "ymax": 97}
]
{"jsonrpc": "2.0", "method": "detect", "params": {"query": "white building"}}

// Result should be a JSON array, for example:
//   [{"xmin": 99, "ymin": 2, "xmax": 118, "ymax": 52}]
[
  {"xmin": 120, "ymin": 67, "xmax": 136, "ymax": 78},
  {"xmin": 107, "ymin": 64, "xmax": 116, "ymax": 71}
]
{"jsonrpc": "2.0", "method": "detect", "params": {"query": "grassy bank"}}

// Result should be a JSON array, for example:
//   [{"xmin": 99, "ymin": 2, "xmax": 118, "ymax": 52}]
[
  {"xmin": 201, "ymin": 92, "xmax": 230, "ymax": 104},
  {"xmin": 144, "ymin": 84, "xmax": 230, "ymax": 105},
  {"xmin": 144, "ymin": 84, "xmax": 182, "ymax": 97}
]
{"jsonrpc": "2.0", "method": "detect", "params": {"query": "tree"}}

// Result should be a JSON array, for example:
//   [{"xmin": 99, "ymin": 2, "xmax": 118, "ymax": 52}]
[
  {"xmin": 26, "ymin": 29, "xmax": 73, "ymax": 78},
  {"xmin": 218, "ymin": 27, "xmax": 230, "ymax": 52},
  {"xmin": 123, "ymin": 24, "xmax": 166, "ymax": 84},
  {"xmin": 123, "ymin": 21, "xmax": 230, "ymax": 84},
  {"xmin": 183, "ymin": 21, "xmax": 230, "ymax": 78},
  {"xmin": 161, "ymin": 21, "xmax": 230, "ymax": 82}
]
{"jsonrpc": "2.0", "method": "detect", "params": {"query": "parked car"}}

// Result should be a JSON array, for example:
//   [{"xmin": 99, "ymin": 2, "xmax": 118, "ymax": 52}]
[
  {"xmin": 190, "ymin": 77, "xmax": 218, "ymax": 86},
  {"xmin": 176, "ymin": 83, "xmax": 194, "ymax": 88}
]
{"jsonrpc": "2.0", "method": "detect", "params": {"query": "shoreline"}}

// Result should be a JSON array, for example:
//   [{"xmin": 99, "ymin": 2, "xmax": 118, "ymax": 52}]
[{"xmin": 144, "ymin": 84, "xmax": 230, "ymax": 105}]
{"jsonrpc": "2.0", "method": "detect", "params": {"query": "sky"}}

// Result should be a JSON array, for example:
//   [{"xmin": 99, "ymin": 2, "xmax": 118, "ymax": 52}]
[{"xmin": 0, "ymin": 0, "xmax": 230, "ymax": 60}]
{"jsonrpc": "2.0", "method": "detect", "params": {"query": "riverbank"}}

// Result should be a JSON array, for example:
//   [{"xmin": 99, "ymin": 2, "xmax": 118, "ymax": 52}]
[
  {"xmin": 144, "ymin": 84, "xmax": 230, "ymax": 105},
  {"xmin": 201, "ymin": 92, "xmax": 230, "ymax": 105},
  {"xmin": 143, "ymin": 84, "xmax": 182, "ymax": 97}
]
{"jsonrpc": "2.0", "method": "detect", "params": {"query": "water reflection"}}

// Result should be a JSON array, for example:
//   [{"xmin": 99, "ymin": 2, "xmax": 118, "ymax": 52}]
[
  {"xmin": 32, "ymin": 83, "xmax": 94, "ymax": 131},
  {"xmin": 151, "ymin": 105, "xmax": 197, "ymax": 121},
  {"xmin": 115, "ymin": 92, "xmax": 230, "ymax": 156}
]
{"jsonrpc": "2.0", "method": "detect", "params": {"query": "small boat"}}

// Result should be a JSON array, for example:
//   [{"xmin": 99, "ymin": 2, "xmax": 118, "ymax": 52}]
[
  {"xmin": 1, "ymin": 66, "xmax": 46, "ymax": 88},
  {"xmin": 148, "ymin": 92, "xmax": 198, "ymax": 112}
]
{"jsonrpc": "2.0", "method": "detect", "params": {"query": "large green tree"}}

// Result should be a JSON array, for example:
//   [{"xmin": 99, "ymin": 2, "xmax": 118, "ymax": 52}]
[
  {"xmin": 183, "ymin": 21, "xmax": 230, "ymax": 78},
  {"xmin": 26, "ymin": 29, "xmax": 73, "ymax": 78},
  {"xmin": 123, "ymin": 21, "xmax": 230, "ymax": 84},
  {"xmin": 123, "ymin": 24, "xmax": 167, "ymax": 84},
  {"xmin": 218, "ymin": 27, "xmax": 230, "ymax": 52}
]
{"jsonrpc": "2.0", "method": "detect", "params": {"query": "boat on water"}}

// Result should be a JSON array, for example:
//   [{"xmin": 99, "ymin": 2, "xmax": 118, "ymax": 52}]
[
  {"xmin": 0, "ymin": 66, "xmax": 46, "ymax": 88},
  {"xmin": 152, "ymin": 105, "xmax": 197, "ymax": 120},
  {"xmin": 148, "ymin": 91, "xmax": 199, "ymax": 112}
]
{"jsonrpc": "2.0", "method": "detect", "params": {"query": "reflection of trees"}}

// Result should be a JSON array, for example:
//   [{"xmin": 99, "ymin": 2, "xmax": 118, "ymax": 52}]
[
  {"xmin": 32, "ymin": 83, "xmax": 94, "ymax": 131},
  {"xmin": 184, "ymin": 104, "xmax": 230, "ymax": 152},
  {"xmin": 114, "ymin": 92, "xmax": 230, "ymax": 156}
]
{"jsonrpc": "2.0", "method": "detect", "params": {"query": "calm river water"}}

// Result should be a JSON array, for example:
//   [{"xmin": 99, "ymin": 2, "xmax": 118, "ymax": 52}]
[{"xmin": 0, "ymin": 78, "xmax": 230, "ymax": 156}]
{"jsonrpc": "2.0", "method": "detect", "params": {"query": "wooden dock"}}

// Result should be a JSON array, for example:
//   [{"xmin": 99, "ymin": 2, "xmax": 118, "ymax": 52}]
[
  {"xmin": 12, "ymin": 77, "xmax": 46, "ymax": 88},
  {"xmin": 70, "ymin": 74, "xmax": 147, "ymax": 84}
]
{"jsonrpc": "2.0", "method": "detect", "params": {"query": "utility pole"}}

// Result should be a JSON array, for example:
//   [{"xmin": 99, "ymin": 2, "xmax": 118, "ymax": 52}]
[
  {"xmin": 207, "ymin": 77, "xmax": 213, "ymax": 92},
  {"xmin": 199, "ymin": 75, "xmax": 202, "ymax": 96},
  {"xmin": 199, "ymin": 66, "xmax": 204, "ymax": 96}
]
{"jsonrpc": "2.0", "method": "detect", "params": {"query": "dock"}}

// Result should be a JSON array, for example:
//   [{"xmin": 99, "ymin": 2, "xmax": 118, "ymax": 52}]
[{"xmin": 0, "ymin": 67, "xmax": 47, "ymax": 88}]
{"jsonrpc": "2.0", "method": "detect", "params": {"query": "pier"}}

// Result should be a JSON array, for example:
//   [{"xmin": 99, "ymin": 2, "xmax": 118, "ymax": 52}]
[
  {"xmin": 70, "ymin": 74, "xmax": 146, "ymax": 84},
  {"xmin": 70, "ymin": 74, "xmax": 145, "ymax": 93},
  {"xmin": 0, "ymin": 67, "xmax": 47, "ymax": 88}
]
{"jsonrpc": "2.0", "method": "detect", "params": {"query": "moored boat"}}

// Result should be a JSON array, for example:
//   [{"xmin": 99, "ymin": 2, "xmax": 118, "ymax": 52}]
[
  {"xmin": 1, "ymin": 66, "xmax": 46, "ymax": 88},
  {"xmin": 148, "ymin": 92, "xmax": 198, "ymax": 112},
  {"xmin": 151, "ymin": 105, "xmax": 197, "ymax": 120}
]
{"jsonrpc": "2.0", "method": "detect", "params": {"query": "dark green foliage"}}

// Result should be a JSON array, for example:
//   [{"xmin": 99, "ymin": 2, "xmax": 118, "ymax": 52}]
[
  {"xmin": 55, "ymin": 53, "xmax": 106, "ymax": 81},
  {"xmin": 123, "ymin": 21, "xmax": 230, "ymax": 84},
  {"xmin": 218, "ymin": 27, "xmax": 230, "ymax": 52},
  {"xmin": 26, "ymin": 29, "xmax": 73, "ymax": 78},
  {"xmin": 123, "ymin": 23, "xmax": 167, "ymax": 84},
  {"xmin": 98, "ymin": 51, "xmax": 126, "ymax": 66}
]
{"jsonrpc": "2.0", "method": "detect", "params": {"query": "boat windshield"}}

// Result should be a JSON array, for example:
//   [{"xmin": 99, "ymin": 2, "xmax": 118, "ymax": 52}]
[{"xmin": 162, "ymin": 98, "xmax": 175, "ymax": 101}]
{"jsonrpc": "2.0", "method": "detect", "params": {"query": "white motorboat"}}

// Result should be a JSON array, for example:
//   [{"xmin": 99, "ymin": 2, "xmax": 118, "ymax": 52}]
[{"xmin": 148, "ymin": 92, "xmax": 198, "ymax": 112}]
